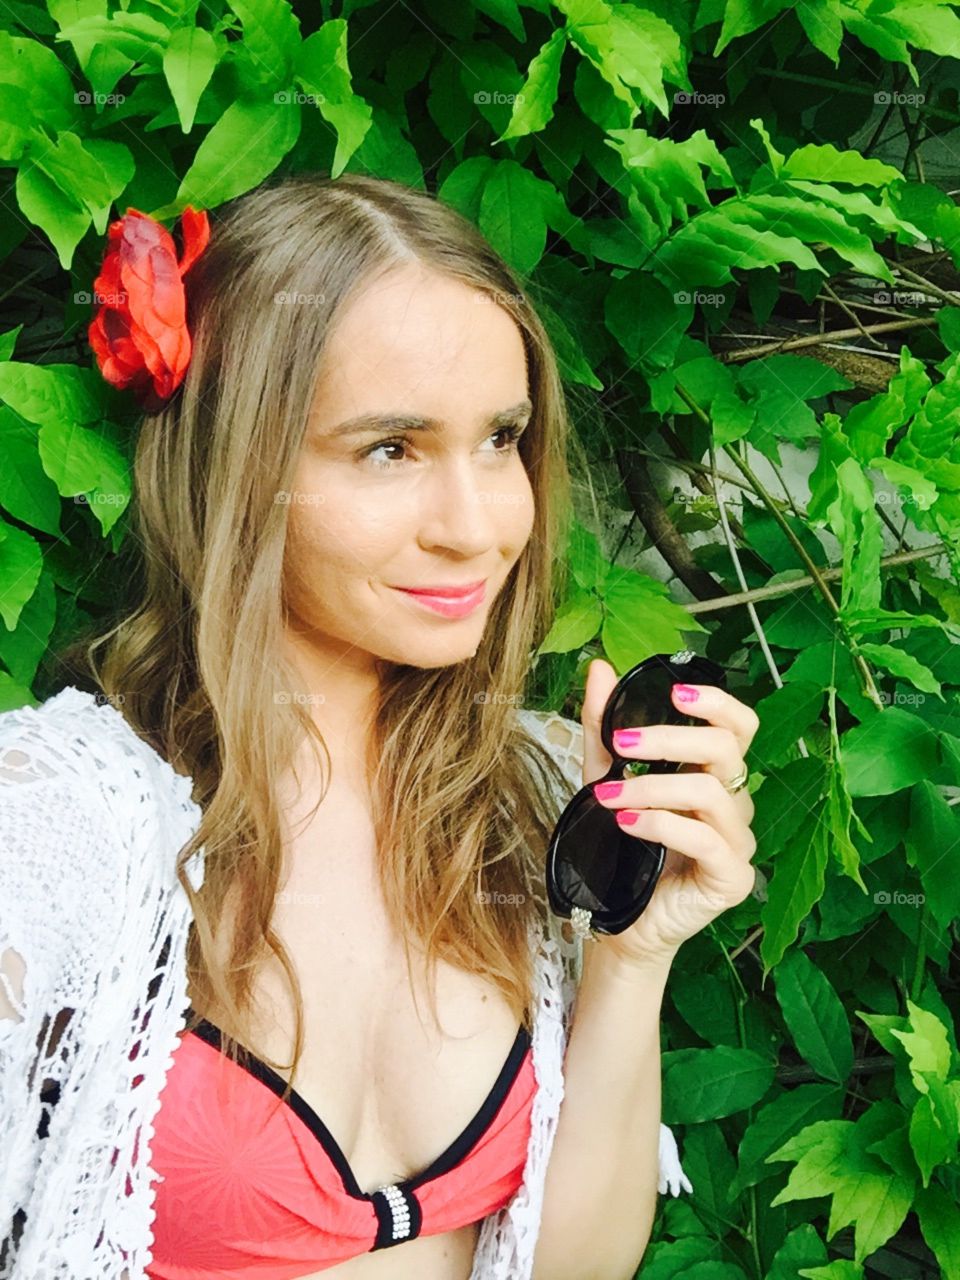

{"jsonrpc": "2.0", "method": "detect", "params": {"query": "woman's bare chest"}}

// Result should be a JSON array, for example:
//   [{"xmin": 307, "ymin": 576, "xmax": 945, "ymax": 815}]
[{"xmin": 200, "ymin": 796, "xmax": 524, "ymax": 1278}]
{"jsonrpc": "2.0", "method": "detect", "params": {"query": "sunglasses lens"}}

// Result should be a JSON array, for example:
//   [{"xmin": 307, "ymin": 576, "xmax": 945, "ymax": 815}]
[
  {"xmin": 548, "ymin": 789, "xmax": 663, "ymax": 927},
  {"xmin": 607, "ymin": 655, "xmax": 726, "ymax": 739}
]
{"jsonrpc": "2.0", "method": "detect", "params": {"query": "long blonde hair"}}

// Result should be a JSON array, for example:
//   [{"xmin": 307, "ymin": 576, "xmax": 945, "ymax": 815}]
[{"xmin": 57, "ymin": 171, "xmax": 586, "ymax": 1100}]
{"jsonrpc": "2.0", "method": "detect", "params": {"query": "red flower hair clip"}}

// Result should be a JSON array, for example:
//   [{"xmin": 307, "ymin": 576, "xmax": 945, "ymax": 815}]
[{"xmin": 87, "ymin": 205, "xmax": 210, "ymax": 413}]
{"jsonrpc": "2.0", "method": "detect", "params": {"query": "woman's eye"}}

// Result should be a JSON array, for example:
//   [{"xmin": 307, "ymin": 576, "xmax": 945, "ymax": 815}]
[{"xmin": 358, "ymin": 424, "xmax": 525, "ymax": 470}]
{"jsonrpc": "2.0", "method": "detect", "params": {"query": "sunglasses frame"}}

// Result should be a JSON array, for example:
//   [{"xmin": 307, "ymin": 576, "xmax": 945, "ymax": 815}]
[{"xmin": 544, "ymin": 649, "xmax": 727, "ymax": 937}]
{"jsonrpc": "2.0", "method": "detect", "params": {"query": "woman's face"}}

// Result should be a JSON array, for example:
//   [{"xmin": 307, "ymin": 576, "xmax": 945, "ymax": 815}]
[{"xmin": 283, "ymin": 263, "xmax": 536, "ymax": 674}]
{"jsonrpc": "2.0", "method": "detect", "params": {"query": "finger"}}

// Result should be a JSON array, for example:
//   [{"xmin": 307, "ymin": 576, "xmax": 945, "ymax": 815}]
[
  {"xmin": 613, "ymin": 723, "xmax": 745, "ymax": 786},
  {"xmin": 581, "ymin": 657, "xmax": 618, "ymax": 785},
  {"xmin": 670, "ymin": 683, "xmax": 760, "ymax": 758},
  {"xmin": 615, "ymin": 808, "xmax": 758, "ymax": 902},
  {"xmin": 594, "ymin": 771, "xmax": 756, "ymax": 859}
]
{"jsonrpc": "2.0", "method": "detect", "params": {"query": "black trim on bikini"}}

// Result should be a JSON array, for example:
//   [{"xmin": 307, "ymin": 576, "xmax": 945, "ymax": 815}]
[{"xmin": 182, "ymin": 1006, "xmax": 532, "ymax": 1205}]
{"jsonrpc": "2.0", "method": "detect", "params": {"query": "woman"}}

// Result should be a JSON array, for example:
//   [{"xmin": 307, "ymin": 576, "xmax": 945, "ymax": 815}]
[{"xmin": 0, "ymin": 172, "xmax": 758, "ymax": 1280}]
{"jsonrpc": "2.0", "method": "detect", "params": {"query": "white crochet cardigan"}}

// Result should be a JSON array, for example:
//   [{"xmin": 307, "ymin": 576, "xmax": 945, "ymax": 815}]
[{"xmin": 0, "ymin": 686, "xmax": 690, "ymax": 1280}]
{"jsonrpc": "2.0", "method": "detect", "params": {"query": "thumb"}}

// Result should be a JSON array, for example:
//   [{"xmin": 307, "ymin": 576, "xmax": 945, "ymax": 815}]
[{"xmin": 581, "ymin": 657, "xmax": 619, "ymax": 785}]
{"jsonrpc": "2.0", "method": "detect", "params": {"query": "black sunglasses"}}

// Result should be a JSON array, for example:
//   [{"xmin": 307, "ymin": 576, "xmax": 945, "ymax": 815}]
[{"xmin": 545, "ymin": 650, "xmax": 727, "ymax": 938}]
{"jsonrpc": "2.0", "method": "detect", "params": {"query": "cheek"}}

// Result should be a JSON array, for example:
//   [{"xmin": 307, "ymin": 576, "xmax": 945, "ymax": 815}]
[{"xmin": 284, "ymin": 485, "xmax": 401, "ymax": 584}]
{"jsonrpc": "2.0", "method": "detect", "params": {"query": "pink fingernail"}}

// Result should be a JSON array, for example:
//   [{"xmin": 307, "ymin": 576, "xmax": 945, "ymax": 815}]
[
  {"xmin": 615, "ymin": 810, "xmax": 639, "ymax": 826},
  {"xmin": 613, "ymin": 728, "xmax": 642, "ymax": 749},
  {"xmin": 673, "ymin": 684, "xmax": 699, "ymax": 702},
  {"xmin": 593, "ymin": 781, "xmax": 623, "ymax": 800}
]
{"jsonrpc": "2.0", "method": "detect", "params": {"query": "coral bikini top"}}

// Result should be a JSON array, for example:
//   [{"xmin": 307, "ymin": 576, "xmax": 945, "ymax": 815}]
[{"xmin": 146, "ymin": 1008, "xmax": 537, "ymax": 1279}]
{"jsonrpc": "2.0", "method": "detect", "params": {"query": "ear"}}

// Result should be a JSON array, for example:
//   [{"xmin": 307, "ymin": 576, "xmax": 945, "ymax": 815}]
[{"xmin": 581, "ymin": 657, "xmax": 618, "ymax": 786}]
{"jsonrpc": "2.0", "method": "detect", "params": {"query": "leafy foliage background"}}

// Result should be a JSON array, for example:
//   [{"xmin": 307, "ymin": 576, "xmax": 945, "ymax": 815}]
[{"xmin": 2, "ymin": 0, "xmax": 960, "ymax": 1275}]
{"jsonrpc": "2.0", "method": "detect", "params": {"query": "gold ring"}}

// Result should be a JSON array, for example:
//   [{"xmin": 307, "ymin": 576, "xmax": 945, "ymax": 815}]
[{"xmin": 722, "ymin": 763, "xmax": 749, "ymax": 794}]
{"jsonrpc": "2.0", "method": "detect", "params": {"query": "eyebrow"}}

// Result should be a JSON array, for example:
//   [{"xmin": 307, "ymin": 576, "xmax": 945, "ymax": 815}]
[{"xmin": 326, "ymin": 400, "xmax": 534, "ymax": 438}]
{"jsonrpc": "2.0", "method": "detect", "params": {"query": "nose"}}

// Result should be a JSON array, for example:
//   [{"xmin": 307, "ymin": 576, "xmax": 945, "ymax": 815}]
[{"xmin": 415, "ymin": 451, "xmax": 509, "ymax": 556}]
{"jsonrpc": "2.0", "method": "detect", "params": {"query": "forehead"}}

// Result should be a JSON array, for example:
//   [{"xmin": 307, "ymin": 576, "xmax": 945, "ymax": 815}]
[{"xmin": 309, "ymin": 264, "xmax": 529, "ymax": 427}]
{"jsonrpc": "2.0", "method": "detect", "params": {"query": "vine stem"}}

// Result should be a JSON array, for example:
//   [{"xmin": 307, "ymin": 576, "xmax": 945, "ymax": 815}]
[
  {"xmin": 909, "ymin": 902, "xmax": 929, "ymax": 1004},
  {"xmin": 673, "ymin": 381, "xmax": 885, "ymax": 709},
  {"xmin": 719, "ymin": 316, "xmax": 936, "ymax": 363}
]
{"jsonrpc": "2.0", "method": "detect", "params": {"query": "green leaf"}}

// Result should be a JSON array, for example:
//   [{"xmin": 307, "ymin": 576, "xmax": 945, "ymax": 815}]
[
  {"xmin": 227, "ymin": 0, "xmax": 301, "ymax": 90},
  {"xmin": 605, "ymin": 273, "xmax": 692, "ymax": 370},
  {"xmin": 475, "ymin": 0, "xmax": 527, "ymax": 41},
  {"xmin": 538, "ymin": 588, "xmax": 602, "ymax": 654},
  {"xmin": 840, "ymin": 707, "xmax": 940, "ymax": 797},
  {"xmin": 15, "ymin": 163, "xmax": 90, "ymax": 270},
  {"xmin": 713, "ymin": 0, "xmax": 795, "ymax": 55},
  {"xmin": 653, "ymin": 207, "xmax": 824, "ymax": 288},
  {"xmin": 774, "ymin": 948, "xmax": 854, "ymax": 1084},
  {"xmin": 0, "ymin": 568, "xmax": 55, "ymax": 688},
  {"xmin": 478, "ymin": 160, "xmax": 563, "ymax": 275},
  {"xmin": 37, "ymin": 418, "xmax": 129, "ymax": 510},
  {"xmin": 0, "ymin": 30, "xmax": 78, "ymax": 131},
  {"xmin": 758, "ymin": 770, "xmax": 827, "ymax": 969},
  {"xmin": 438, "ymin": 155, "xmax": 497, "ymax": 223},
  {"xmin": 825, "ymin": 457, "xmax": 883, "ymax": 615},
  {"xmin": 498, "ymin": 27, "xmax": 565, "ymax": 141},
  {"xmin": 557, "ymin": 0, "xmax": 684, "ymax": 118},
  {"xmin": 751, "ymin": 681, "xmax": 823, "ymax": 768},
  {"xmin": 0, "ymin": 363, "xmax": 102, "ymax": 428},
  {"xmin": 296, "ymin": 21, "xmax": 374, "ymax": 177},
  {"xmin": 0, "ymin": 519, "xmax": 42, "ymax": 631},
  {"xmin": 162, "ymin": 25, "xmax": 221, "ymax": 133},
  {"xmin": 769, "ymin": 1112, "xmax": 915, "ymax": 1263},
  {"xmin": 0, "ymin": 408, "xmax": 62, "ymax": 537},
  {"xmin": 795, "ymin": 0, "xmax": 844, "ymax": 63},
  {"xmin": 855, "ymin": 643, "xmax": 942, "ymax": 696},
  {"xmin": 568, "ymin": 521, "xmax": 608, "ymax": 594},
  {"xmin": 662, "ymin": 1045, "xmax": 777, "ymax": 1122},
  {"xmin": 732, "ymin": 1083, "xmax": 845, "ymax": 1194},
  {"xmin": 906, "ymin": 781, "xmax": 960, "ymax": 931},
  {"xmin": 909, "ymin": 1086, "xmax": 958, "ymax": 1185},
  {"xmin": 169, "ymin": 94, "xmax": 302, "ymax": 211},
  {"xmin": 799, "ymin": 1264, "xmax": 863, "ymax": 1280},
  {"xmin": 915, "ymin": 1182, "xmax": 960, "ymax": 1279},
  {"xmin": 781, "ymin": 141, "xmax": 903, "ymax": 187},
  {"xmin": 890, "ymin": 1000, "xmax": 952, "ymax": 1092},
  {"xmin": 720, "ymin": 194, "xmax": 894, "ymax": 281},
  {"xmin": 601, "ymin": 570, "xmax": 707, "ymax": 672}
]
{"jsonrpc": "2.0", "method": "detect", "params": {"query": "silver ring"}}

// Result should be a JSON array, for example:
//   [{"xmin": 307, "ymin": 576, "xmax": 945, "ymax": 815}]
[{"xmin": 722, "ymin": 763, "xmax": 749, "ymax": 794}]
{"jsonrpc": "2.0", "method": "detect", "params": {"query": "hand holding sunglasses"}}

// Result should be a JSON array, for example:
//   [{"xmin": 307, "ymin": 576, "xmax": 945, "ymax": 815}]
[{"xmin": 545, "ymin": 650, "xmax": 760, "ymax": 971}]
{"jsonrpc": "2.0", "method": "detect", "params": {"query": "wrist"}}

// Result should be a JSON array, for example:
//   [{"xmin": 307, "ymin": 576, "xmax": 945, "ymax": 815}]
[{"xmin": 586, "ymin": 936, "xmax": 677, "ymax": 986}]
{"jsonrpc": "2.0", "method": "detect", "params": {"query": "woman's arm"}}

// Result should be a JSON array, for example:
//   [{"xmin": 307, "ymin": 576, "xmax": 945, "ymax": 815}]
[{"xmin": 532, "ymin": 940, "xmax": 675, "ymax": 1280}]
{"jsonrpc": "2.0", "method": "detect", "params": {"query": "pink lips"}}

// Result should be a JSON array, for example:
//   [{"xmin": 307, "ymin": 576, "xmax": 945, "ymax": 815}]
[{"xmin": 393, "ymin": 581, "xmax": 487, "ymax": 619}]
